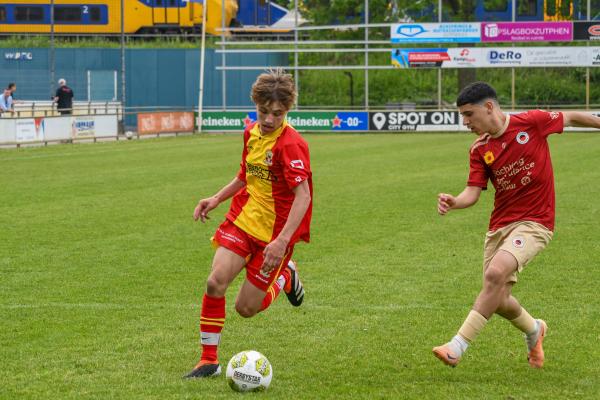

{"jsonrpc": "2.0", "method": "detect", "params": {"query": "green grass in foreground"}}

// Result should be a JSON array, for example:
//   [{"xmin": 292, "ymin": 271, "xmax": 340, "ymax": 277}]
[{"xmin": 1, "ymin": 132, "xmax": 599, "ymax": 399}]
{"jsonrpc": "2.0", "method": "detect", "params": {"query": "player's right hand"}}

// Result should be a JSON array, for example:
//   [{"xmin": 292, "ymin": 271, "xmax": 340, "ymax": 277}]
[
  {"xmin": 193, "ymin": 197, "xmax": 219, "ymax": 223},
  {"xmin": 437, "ymin": 193, "xmax": 456, "ymax": 215}
]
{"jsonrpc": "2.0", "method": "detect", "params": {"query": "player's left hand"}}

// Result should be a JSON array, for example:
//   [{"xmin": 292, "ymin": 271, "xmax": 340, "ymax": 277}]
[{"xmin": 261, "ymin": 238, "xmax": 288, "ymax": 274}]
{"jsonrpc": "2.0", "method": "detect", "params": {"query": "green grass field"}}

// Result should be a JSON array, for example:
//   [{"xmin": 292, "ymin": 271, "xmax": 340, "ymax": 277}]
[{"xmin": 2, "ymin": 132, "xmax": 600, "ymax": 399}]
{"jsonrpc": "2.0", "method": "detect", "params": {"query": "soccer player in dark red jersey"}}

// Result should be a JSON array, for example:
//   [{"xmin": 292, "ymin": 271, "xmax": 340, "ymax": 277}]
[
  {"xmin": 185, "ymin": 69, "xmax": 312, "ymax": 378},
  {"xmin": 433, "ymin": 81, "xmax": 600, "ymax": 368}
]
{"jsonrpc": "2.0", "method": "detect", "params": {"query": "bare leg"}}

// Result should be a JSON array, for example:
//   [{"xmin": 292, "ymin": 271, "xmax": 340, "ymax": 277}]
[
  {"xmin": 235, "ymin": 279, "xmax": 268, "ymax": 318},
  {"xmin": 206, "ymin": 247, "xmax": 246, "ymax": 297},
  {"xmin": 473, "ymin": 250, "xmax": 519, "ymax": 319},
  {"xmin": 495, "ymin": 283, "xmax": 522, "ymax": 320}
]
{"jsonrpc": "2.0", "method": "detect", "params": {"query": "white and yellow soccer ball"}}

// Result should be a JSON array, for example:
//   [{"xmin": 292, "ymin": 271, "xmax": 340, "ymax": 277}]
[{"xmin": 226, "ymin": 350, "xmax": 273, "ymax": 392}]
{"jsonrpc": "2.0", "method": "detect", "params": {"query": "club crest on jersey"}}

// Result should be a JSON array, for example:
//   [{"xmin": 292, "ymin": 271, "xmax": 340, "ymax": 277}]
[
  {"xmin": 512, "ymin": 236, "xmax": 525, "ymax": 248},
  {"xmin": 484, "ymin": 150, "xmax": 495, "ymax": 165},
  {"xmin": 264, "ymin": 150, "xmax": 273, "ymax": 166},
  {"xmin": 516, "ymin": 131, "xmax": 529, "ymax": 144},
  {"xmin": 290, "ymin": 159, "xmax": 304, "ymax": 169}
]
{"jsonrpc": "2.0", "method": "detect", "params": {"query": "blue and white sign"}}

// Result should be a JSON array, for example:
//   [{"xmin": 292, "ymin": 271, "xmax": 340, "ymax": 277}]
[
  {"xmin": 4, "ymin": 52, "xmax": 33, "ymax": 61},
  {"xmin": 392, "ymin": 46, "xmax": 599, "ymax": 69},
  {"xmin": 332, "ymin": 112, "xmax": 368, "ymax": 131},
  {"xmin": 391, "ymin": 23, "xmax": 481, "ymax": 43}
]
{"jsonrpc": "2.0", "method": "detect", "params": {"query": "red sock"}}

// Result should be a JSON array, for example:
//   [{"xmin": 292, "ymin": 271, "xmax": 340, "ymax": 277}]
[
  {"xmin": 199, "ymin": 294, "xmax": 225, "ymax": 363},
  {"xmin": 260, "ymin": 267, "xmax": 291, "ymax": 312}
]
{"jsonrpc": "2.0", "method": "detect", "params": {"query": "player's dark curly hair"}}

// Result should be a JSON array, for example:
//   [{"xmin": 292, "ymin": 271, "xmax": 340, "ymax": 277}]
[
  {"xmin": 456, "ymin": 81, "xmax": 498, "ymax": 106},
  {"xmin": 251, "ymin": 68, "xmax": 297, "ymax": 110}
]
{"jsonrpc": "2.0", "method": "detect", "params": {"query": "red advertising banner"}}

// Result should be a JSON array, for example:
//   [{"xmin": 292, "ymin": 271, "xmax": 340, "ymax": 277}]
[{"xmin": 137, "ymin": 112, "xmax": 195, "ymax": 135}]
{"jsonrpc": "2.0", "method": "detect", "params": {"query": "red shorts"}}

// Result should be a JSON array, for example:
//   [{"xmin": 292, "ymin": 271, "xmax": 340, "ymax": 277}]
[{"xmin": 212, "ymin": 219, "xmax": 294, "ymax": 292}]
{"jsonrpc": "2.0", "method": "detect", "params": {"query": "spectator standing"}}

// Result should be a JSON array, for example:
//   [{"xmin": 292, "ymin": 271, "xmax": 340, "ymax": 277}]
[{"xmin": 54, "ymin": 79, "xmax": 74, "ymax": 115}]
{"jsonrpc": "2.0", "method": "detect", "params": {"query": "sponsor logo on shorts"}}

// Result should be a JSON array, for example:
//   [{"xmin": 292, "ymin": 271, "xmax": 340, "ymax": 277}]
[
  {"xmin": 513, "ymin": 236, "xmax": 525, "ymax": 248},
  {"xmin": 516, "ymin": 131, "xmax": 529, "ymax": 144},
  {"xmin": 259, "ymin": 269, "xmax": 271, "ymax": 279},
  {"xmin": 217, "ymin": 229, "xmax": 245, "ymax": 244}
]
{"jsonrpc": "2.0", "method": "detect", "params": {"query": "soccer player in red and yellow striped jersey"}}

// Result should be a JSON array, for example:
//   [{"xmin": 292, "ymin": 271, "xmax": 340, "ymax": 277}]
[{"xmin": 185, "ymin": 69, "xmax": 312, "ymax": 379}]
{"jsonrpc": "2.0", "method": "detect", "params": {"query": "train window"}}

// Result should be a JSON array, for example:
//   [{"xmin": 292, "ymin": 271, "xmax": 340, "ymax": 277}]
[
  {"xmin": 156, "ymin": 0, "xmax": 163, "ymax": 6},
  {"xmin": 559, "ymin": 0, "xmax": 572, "ymax": 17},
  {"xmin": 90, "ymin": 7, "xmax": 101, "ymax": 22},
  {"xmin": 15, "ymin": 6, "xmax": 44, "ymax": 21},
  {"xmin": 55, "ymin": 7, "xmax": 82, "ymax": 22},
  {"xmin": 484, "ymin": 0, "xmax": 509, "ymax": 12},
  {"xmin": 169, "ymin": 0, "xmax": 176, "ymax": 5},
  {"xmin": 0, "ymin": 7, "xmax": 6, "ymax": 22},
  {"xmin": 518, "ymin": 0, "xmax": 538, "ymax": 16}
]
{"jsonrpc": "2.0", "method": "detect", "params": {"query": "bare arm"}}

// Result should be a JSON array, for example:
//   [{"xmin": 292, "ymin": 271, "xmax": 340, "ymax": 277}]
[
  {"xmin": 261, "ymin": 180, "xmax": 311, "ymax": 272},
  {"xmin": 563, "ymin": 111, "xmax": 600, "ymax": 129},
  {"xmin": 437, "ymin": 186, "xmax": 483, "ymax": 215},
  {"xmin": 193, "ymin": 177, "xmax": 246, "ymax": 222}
]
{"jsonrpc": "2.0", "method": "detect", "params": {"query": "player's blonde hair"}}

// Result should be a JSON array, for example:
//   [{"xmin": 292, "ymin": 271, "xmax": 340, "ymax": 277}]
[{"xmin": 250, "ymin": 68, "xmax": 296, "ymax": 110}]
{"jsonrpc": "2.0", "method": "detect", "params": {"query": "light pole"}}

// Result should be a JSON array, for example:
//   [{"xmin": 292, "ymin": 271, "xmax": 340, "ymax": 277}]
[{"xmin": 50, "ymin": 0, "xmax": 55, "ymax": 99}]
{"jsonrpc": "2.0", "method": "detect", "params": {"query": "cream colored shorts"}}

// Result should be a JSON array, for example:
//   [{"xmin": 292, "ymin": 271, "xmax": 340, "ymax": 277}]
[{"xmin": 483, "ymin": 221, "xmax": 553, "ymax": 283}]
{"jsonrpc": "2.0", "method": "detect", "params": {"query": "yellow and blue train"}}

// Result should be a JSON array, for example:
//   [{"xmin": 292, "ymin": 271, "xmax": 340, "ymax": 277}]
[{"xmin": 0, "ymin": 0, "xmax": 294, "ymax": 35}]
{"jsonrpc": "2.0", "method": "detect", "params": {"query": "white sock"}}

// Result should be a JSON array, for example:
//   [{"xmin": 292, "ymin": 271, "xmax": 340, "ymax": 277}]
[
  {"xmin": 448, "ymin": 335, "xmax": 469, "ymax": 357},
  {"xmin": 525, "ymin": 320, "xmax": 540, "ymax": 351}
]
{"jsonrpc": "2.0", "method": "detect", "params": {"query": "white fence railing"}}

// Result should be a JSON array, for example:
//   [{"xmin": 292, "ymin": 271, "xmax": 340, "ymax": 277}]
[{"xmin": 1, "ymin": 101, "xmax": 122, "ymax": 119}]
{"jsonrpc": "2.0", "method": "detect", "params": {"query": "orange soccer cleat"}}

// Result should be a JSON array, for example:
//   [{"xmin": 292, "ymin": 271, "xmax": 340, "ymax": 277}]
[
  {"xmin": 432, "ymin": 343, "xmax": 461, "ymax": 368},
  {"xmin": 527, "ymin": 319, "xmax": 547, "ymax": 368}
]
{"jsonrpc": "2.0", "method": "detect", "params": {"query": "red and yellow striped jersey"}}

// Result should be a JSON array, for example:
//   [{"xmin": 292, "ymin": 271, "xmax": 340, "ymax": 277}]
[{"xmin": 226, "ymin": 121, "xmax": 312, "ymax": 244}]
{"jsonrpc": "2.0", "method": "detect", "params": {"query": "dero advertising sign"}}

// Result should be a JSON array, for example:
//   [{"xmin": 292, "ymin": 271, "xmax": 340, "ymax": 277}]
[
  {"xmin": 369, "ymin": 111, "xmax": 459, "ymax": 131},
  {"xmin": 481, "ymin": 22, "xmax": 572, "ymax": 42}
]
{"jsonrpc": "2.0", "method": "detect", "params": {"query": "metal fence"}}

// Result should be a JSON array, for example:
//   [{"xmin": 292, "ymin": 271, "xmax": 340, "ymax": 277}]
[{"xmin": 3, "ymin": 0, "xmax": 600, "ymax": 119}]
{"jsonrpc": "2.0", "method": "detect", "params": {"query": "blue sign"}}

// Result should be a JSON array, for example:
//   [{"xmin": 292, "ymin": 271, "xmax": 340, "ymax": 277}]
[
  {"xmin": 332, "ymin": 112, "xmax": 368, "ymax": 131},
  {"xmin": 391, "ymin": 23, "xmax": 481, "ymax": 43},
  {"xmin": 4, "ymin": 52, "xmax": 33, "ymax": 61}
]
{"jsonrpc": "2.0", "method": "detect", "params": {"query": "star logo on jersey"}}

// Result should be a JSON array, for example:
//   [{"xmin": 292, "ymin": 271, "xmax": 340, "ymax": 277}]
[
  {"xmin": 549, "ymin": 111, "xmax": 559, "ymax": 120},
  {"xmin": 516, "ymin": 131, "xmax": 529, "ymax": 144},
  {"xmin": 484, "ymin": 150, "xmax": 495, "ymax": 165},
  {"xmin": 332, "ymin": 115, "xmax": 342, "ymax": 128},
  {"xmin": 264, "ymin": 150, "xmax": 273, "ymax": 166},
  {"xmin": 290, "ymin": 159, "xmax": 304, "ymax": 169}
]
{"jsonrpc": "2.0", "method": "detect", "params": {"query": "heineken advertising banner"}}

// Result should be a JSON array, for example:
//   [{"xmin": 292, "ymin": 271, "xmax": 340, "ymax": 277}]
[
  {"xmin": 197, "ymin": 111, "xmax": 467, "ymax": 132},
  {"xmin": 196, "ymin": 111, "xmax": 368, "ymax": 132},
  {"xmin": 197, "ymin": 112, "xmax": 253, "ymax": 131}
]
